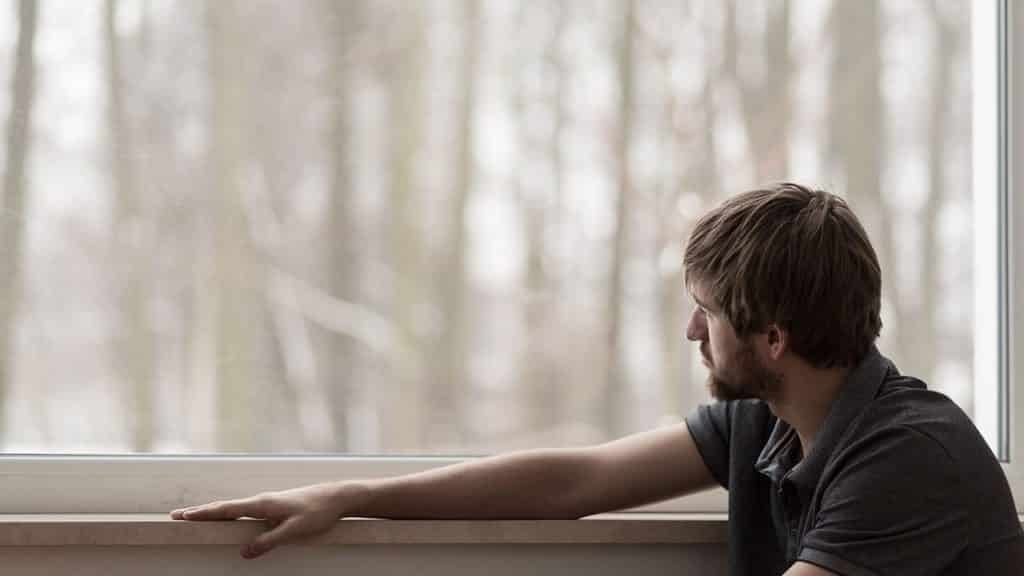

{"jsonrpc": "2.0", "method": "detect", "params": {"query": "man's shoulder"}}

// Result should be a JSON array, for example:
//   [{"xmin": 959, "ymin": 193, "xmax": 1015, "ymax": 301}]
[
  {"xmin": 821, "ymin": 375, "xmax": 982, "ymax": 501},
  {"xmin": 829, "ymin": 375, "xmax": 1020, "ymax": 548},
  {"xmin": 854, "ymin": 374, "xmax": 979, "ymax": 451}
]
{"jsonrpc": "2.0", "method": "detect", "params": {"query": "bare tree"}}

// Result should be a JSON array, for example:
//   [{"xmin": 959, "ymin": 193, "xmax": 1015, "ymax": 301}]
[
  {"xmin": 0, "ymin": 0, "xmax": 38, "ymax": 446},
  {"xmin": 318, "ymin": 0, "xmax": 363, "ymax": 451},
  {"xmin": 105, "ymin": 0, "xmax": 157, "ymax": 451},
  {"xmin": 724, "ymin": 0, "xmax": 791, "ymax": 183},
  {"xmin": 827, "ymin": 0, "xmax": 895, "ymax": 357},
  {"xmin": 521, "ymin": 0, "xmax": 566, "ymax": 437},
  {"xmin": 602, "ymin": 0, "xmax": 636, "ymax": 439},
  {"xmin": 207, "ymin": 0, "xmax": 262, "ymax": 450},
  {"xmin": 908, "ymin": 1, "xmax": 960, "ymax": 391},
  {"xmin": 428, "ymin": 0, "xmax": 480, "ymax": 447},
  {"xmin": 383, "ymin": 3, "xmax": 428, "ymax": 450}
]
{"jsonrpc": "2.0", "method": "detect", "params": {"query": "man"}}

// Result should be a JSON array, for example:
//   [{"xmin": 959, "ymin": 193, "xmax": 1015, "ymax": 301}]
[{"xmin": 172, "ymin": 183, "xmax": 1024, "ymax": 574}]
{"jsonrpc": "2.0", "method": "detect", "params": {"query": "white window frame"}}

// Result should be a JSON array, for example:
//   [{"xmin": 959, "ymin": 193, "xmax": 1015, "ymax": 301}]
[
  {"xmin": 1002, "ymin": 0, "xmax": 1024, "ymax": 512},
  {"xmin": 0, "ymin": 456, "xmax": 727, "ymax": 514},
  {"xmin": 0, "ymin": 2, "xmax": 1018, "ymax": 516}
]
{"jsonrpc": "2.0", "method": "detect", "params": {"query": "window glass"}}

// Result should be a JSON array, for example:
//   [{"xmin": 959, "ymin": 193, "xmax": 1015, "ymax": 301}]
[{"xmin": 0, "ymin": 0, "xmax": 983, "ymax": 454}]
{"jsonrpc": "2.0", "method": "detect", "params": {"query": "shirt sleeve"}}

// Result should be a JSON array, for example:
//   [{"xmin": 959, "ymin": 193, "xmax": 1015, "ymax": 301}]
[
  {"xmin": 798, "ymin": 425, "xmax": 969, "ymax": 576},
  {"xmin": 684, "ymin": 402, "xmax": 734, "ymax": 489}
]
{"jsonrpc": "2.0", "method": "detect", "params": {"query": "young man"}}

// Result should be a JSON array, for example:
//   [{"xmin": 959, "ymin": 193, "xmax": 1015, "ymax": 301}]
[{"xmin": 172, "ymin": 183, "xmax": 1024, "ymax": 574}]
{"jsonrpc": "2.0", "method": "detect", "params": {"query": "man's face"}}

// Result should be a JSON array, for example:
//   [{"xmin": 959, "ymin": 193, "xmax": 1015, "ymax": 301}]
[{"xmin": 685, "ymin": 283, "xmax": 777, "ymax": 401}]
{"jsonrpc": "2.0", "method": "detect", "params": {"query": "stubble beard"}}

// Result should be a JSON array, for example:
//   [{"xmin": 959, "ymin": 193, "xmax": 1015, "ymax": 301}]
[{"xmin": 706, "ymin": 341, "xmax": 780, "ymax": 401}]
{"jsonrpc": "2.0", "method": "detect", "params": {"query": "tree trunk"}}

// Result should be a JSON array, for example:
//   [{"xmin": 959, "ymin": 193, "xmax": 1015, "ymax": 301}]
[
  {"xmin": 603, "ymin": 0, "xmax": 635, "ymax": 440},
  {"xmin": 0, "ymin": 0, "xmax": 38, "ymax": 447},
  {"xmin": 828, "ymin": 1, "xmax": 893, "ymax": 356},
  {"xmin": 428, "ymin": 0, "xmax": 479, "ymax": 447},
  {"xmin": 384, "ymin": 4, "xmax": 427, "ymax": 451},
  {"xmin": 105, "ymin": 0, "xmax": 157, "ymax": 451},
  {"xmin": 725, "ymin": 0, "xmax": 791, "ymax": 183},
  {"xmin": 912, "ymin": 3, "xmax": 957, "ymax": 391},
  {"xmin": 320, "ymin": 0, "xmax": 362, "ymax": 452},
  {"xmin": 521, "ymin": 0, "xmax": 566, "ymax": 437},
  {"xmin": 208, "ymin": 0, "xmax": 259, "ymax": 451}
]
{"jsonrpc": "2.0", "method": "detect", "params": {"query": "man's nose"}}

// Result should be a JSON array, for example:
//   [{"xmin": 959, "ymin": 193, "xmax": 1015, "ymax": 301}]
[{"xmin": 685, "ymin": 307, "xmax": 706, "ymax": 341}]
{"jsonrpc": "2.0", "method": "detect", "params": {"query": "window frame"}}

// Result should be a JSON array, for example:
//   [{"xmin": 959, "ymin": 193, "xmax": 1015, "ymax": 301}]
[
  {"xmin": 0, "ymin": 1, "xmax": 1016, "ymax": 516},
  {"xmin": 1003, "ymin": 0, "xmax": 1024, "ymax": 512},
  {"xmin": 0, "ymin": 455, "xmax": 726, "ymax": 514}
]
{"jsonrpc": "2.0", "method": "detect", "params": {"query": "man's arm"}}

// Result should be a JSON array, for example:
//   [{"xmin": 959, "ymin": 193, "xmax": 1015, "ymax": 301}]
[
  {"xmin": 350, "ymin": 420, "xmax": 717, "ymax": 520},
  {"xmin": 170, "ymin": 422, "xmax": 716, "ymax": 557}
]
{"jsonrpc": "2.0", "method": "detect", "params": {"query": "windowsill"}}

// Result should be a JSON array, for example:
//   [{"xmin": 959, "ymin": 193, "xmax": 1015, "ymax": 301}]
[
  {"xmin": 3, "ymin": 514, "xmax": 1020, "ymax": 547},
  {"xmin": 0, "ymin": 513, "xmax": 729, "ymax": 547}
]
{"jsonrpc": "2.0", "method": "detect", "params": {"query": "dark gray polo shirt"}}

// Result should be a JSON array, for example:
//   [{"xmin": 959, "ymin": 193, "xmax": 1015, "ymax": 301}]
[{"xmin": 685, "ymin": 349, "xmax": 1024, "ymax": 575}]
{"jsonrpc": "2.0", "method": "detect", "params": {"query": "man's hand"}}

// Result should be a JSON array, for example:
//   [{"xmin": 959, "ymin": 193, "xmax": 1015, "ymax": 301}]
[
  {"xmin": 170, "ymin": 482, "xmax": 356, "ymax": 559},
  {"xmin": 168, "ymin": 423, "xmax": 716, "ymax": 559}
]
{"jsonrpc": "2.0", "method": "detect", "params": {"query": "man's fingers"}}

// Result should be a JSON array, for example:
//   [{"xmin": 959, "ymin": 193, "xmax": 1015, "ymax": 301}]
[
  {"xmin": 241, "ymin": 516, "xmax": 301, "ymax": 559},
  {"xmin": 174, "ymin": 496, "xmax": 266, "ymax": 521}
]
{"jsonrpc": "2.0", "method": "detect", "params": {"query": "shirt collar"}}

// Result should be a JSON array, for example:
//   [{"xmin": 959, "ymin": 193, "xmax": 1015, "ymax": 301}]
[{"xmin": 755, "ymin": 347, "xmax": 894, "ymax": 498}]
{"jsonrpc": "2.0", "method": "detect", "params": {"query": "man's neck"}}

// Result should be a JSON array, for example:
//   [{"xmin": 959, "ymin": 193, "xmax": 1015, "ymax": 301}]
[{"xmin": 766, "ymin": 363, "xmax": 849, "ymax": 458}]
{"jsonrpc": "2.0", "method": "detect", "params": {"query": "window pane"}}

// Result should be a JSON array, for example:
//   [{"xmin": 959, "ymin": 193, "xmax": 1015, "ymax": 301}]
[{"xmin": 0, "ymin": 0, "xmax": 987, "ymax": 454}]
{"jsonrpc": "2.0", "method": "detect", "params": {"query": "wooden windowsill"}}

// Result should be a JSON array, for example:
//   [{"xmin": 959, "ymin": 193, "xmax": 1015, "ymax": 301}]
[
  {"xmin": 4, "ymin": 514, "xmax": 1019, "ymax": 547},
  {"xmin": 0, "ymin": 513, "xmax": 729, "ymax": 547}
]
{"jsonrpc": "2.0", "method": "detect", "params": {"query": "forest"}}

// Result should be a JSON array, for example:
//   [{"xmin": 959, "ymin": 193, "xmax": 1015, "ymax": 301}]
[{"xmin": 0, "ymin": 0, "xmax": 976, "ymax": 454}]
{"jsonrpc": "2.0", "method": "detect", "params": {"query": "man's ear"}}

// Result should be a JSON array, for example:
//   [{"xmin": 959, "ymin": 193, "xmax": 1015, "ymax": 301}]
[{"xmin": 765, "ymin": 324, "xmax": 788, "ymax": 361}]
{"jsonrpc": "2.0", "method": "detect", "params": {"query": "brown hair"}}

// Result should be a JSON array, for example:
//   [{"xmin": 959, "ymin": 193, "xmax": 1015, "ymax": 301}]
[{"xmin": 683, "ymin": 183, "xmax": 882, "ymax": 368}]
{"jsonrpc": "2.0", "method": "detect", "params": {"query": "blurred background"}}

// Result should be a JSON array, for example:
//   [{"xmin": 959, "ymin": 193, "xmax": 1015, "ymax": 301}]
[{"xmin": 0, "ymin": 0, "xmax": 978, "ymax": 454}]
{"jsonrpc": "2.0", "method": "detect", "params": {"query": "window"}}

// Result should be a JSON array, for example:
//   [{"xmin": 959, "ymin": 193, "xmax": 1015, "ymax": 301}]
[
  {"xmin": 1001, "ymin": 0, "xmax": 1024, "ymax": 507},
  {"xmin": 0, "ymin": 0, "xmax": 1017, "ymax": 514}
]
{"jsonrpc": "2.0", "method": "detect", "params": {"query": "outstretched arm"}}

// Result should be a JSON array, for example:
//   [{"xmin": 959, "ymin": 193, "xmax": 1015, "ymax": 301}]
[{"xmin": 170, "ymin": 422, "xmax": 715, "ymax": 558}]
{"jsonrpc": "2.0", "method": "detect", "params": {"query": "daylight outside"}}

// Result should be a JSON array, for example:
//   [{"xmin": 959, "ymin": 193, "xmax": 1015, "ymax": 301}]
[{"xmin": 0, "ymin": 0, "xmax": 988, "ymax": 456}]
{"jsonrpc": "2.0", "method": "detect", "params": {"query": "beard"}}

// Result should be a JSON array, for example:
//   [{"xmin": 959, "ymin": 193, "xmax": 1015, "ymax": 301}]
[{"xmin": 705, "ymin": 340, "xmax": 780, "ymax": 401}]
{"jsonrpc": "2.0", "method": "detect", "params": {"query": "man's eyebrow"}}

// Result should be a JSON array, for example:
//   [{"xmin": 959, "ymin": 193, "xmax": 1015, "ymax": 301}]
[{"xmin": 692, "ymin": 293, "xmax": 715, "ymax": 312}]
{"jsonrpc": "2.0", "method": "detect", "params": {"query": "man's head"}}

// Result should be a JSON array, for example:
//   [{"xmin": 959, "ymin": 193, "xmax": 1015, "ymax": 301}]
[{"xmin": 683, "ymin": 183, "xmax": 882, "ymax": 400}]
